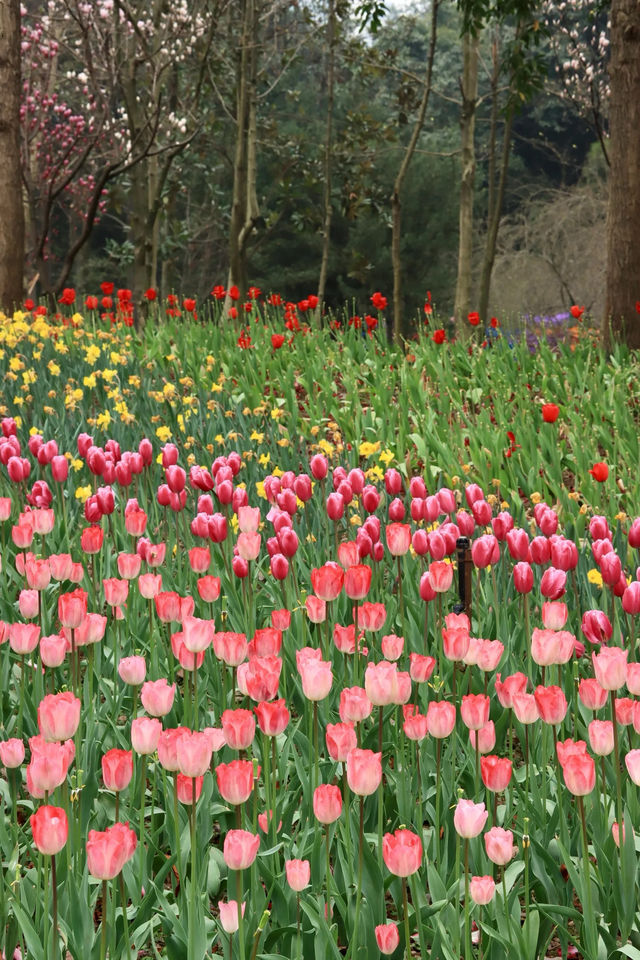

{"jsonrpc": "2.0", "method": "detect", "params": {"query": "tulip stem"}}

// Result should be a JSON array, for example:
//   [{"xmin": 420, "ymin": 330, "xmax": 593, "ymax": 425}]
[
  {"xmin": 18, "ymin": 655, "xmax": 25, "ymax": 736},
  {"xmin": 464, "ymin": 839, "xmax": 472, "ymax": 960},
  {"xmin": 43, "ymin": 853, "xmax": 50, "ymax": 960},
  {"xmin": 454, "ymin": 831, "xmax": 461, "ymax": 958},
  {"xmin": 402, "ymin": 877, "xmax": 411, "ymax": 960},
  {"xmin": 119, "ymin": 872, "xmax": 132, "ymax": 960},
  {"xmin": 271, "ymin": 737, "xmax": 278, "ymax": 862},
  {"xmin": 100, "ymin": 880, "xmax": 108, "ymax": 960},
  {"xmin": 523, "ymin": 823, "xmax": 530, "ymax": 925},
  {"xmin": 313, "ymin": 701, "xmax": 319, "ymax": 800},
  {"xmin": 424, "ymin": 600, "xmax": 429, "ymax": 653},
  {"xmin": 139, "ymin": 755, "xmax": 147, "ymax": 899},
  {"xmin": 502, "ymin": 868, "xmax": 511, "ymax": 941},
  {"xmin": 523, "ymin": 592, "xmax": 531, "ymax": 681},
  {"xmin": 189, "ymin": 788, "xmax": 197, "ymax": 960},
  {"xmin": 353, "ymin": 598, "xmax": 360, "ymax": 686},
  {"xmin": 52, "ymin": 854, "xmax": 58, "ymax": 960},
  {"xmin": 578, "ymin": 796, "xmax": 597, "ymax": 959},
  {"xmin": 600, "ymin": 757, "xmax": 608, "ymax": 835},
  {"xmin": 552, "ymin": 725, "xmax": 568, "ymax": 848},
  {"xmin": 610, "ymin": 691, "xmax": 624, "ymax": 868},
  {"xmin": 378, "ymin": 705, "xmax": 384, "ymax": 867},
  {"xmin": 325, "ymin": 828, "xmax": 332, "ymax": 922},
  {"xmin": 435, "ymin": 739, "xmax": 441, "ymax": 865},
  {"xmin": 296, "ymin": 893, "xmax": 301, "ymax": 959},
  {"xmin": 397, "ymin": 555, "xmax": 405, "ymax": 639},
  {"xmin": 172, "ymin": 773, "xmax": 182, "ymax": 895},
  {"xmin": 193, "ymin": 667, "xmax": 199, "ymax": 730},
  {"xmin": 475, "ymin": 736, "xmax": 480, "ymax": 798},
  {"xmin": 236, "ymin": 870, "xmax": 245, "ymax": 960},
  {"xmin": 343, "ymin": 768, "xmax": 354, "ymax": 888}
]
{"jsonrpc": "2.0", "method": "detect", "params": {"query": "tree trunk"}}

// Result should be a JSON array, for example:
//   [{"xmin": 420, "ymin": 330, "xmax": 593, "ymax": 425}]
[
  {"xmin": 131, "ymin": 160, "xmax": 154, "ymax": 302},
  {"xmin": 226, "ymin": 0, "xmax": 253, "ymax": 312},
  {"xmin": 316, "ymin": 0, "xmax": 336, "ymax": 321},
  {"xmin": 478, "ymin": 106, "xmax": 513, "ymax": 325},
  {"xmin": 604, "ymin": 0, "xmax": 640, "ymax": 348},
  {"xmin": 0, "ymin": 0, "xmax": 24, "ymax": 308},
  {"xmin": 391, "ymin": 0, "xmax": 439, "ymax": 342},
  {"xmin": 452, "ymin": 30, "xmax": 479, "ymax": 337}
]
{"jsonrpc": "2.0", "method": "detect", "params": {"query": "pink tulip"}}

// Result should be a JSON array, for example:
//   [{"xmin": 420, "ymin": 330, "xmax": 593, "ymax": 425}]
[
  {"xmin": 578, "ymin": 678, "xmax": 608, "ymax": 710},
  {"xmin": 339, "ymin": 687, "xmax": 373, "ymax": 723},
  {"xmin": 562, "ymin": 754, "xmax": 596, "ymax": 796},
  {"xmin": 461, "ymin": 694, "xmax": 490, "ymax": 731},
  {"xmin": 426, "ymin": 701, "xmax": 456, "ymax": 738},
  {"xmin": 313, "ymin": 784, "xmax": 342, "ymax": 824},
  {"xmin": 221, "ymin": 709, "xmax": 255, "ymax": 750},
  {"xmin": 346, "ymin": 749, "xmax": 382, "ymax": 796},
  {"xmin": 0, "ymin": 738, "xmax": 25, "ymax": 768},
  {"xmin": 625, "ymin": 749, "xmax": 640, "ymax": 785},
  {"xmin": 118, "ymin": 656, "xmax": 146, "ymax": 686},
  {"xmin": 177, "ymin": 730, "xmax": 213, "ymax": 778},
  {"xmin": 364, "ymin": 661, "xmax": 399, "ymax": 706},
  {"xmin": 484, "ymin": 826, "xmax": 516, "ymax": 866},
  {"xmin": 285, "ymin": 858, "xmax": 311, "ymax": 891},
  {"xmin": 140, "ymin": 679, "xmax": 176, "ymax": 717},
  {"xmin": 40, "ymin": 633, "xmax": 67, "ymax": 668},
  {"xmin": 454, "ymin": 798, "xmax": 488, "ymax": 838},
  {"xmin": 86, "ymin": 822, "xmax": 137, "ymax": 879},
  {"xmin": 469, "ymin": 721, "xmax": 496, "ymax": 754},
  {"xmin": 382, "ymin": 828, "xmax": 423, "ymax": 876},
  {"xmin": 37, "ymin": 692, "xmax": 81, "ymax": 742},
  {"xmin": 592, "ymin": 647, "xmax": 628, "ymax": 691},
  {"xmin": 299, "ymin": 658, "xmax": 332, "ymax": 701},
  {"xmin": 131, "ymin": 717, "xmax": 162, "ymax": 755},
  {"xmin": 326, "ymin": 723, "xmax": 357, "ymax": 762},
  {"xmin": 470, "ymin": 876, "xmax": 495, "ymax": 905},
  {"xmin": 223, "ymin": 829, "xmax": 260, "ymax": 870},
  {"xmin": 588, "ymin": 720, "xmax": 614, "ymax": 756},
  {"xmin": 375, "ymin": 922, "xmax": 400, "ymax": 954}
]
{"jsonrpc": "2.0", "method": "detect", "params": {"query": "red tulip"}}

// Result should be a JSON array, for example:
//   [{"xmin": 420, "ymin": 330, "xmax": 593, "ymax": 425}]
[
  {"xmin": 534, "ymin": 685, "xmax": 568, "ymax": 725},
  {"xmin": 480, "ymin": 755, "xmax": 512, "ymax": 792},
  {"xmin": 30, "ymin": 805, "xmax": 68, "ymax": 856},
  {"xmin": 216, "ymin": 760, "xmax": 255, "ymax": 805}
]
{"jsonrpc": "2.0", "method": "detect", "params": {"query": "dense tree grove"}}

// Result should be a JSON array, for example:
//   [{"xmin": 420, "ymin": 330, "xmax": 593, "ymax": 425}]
[{"xmin": 0, "ymin": 0, "xmax": 638, "ymax": 341}]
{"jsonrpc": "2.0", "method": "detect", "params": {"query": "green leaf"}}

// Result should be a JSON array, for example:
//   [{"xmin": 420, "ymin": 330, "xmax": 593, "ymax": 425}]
[{"xmin": 11, "ymin": 897, "xmax": 45, "ymax": 960}]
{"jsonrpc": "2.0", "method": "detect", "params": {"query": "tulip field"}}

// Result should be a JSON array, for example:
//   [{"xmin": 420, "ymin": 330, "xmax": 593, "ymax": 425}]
[{"xmin": 1, "ymin": 294, "xmax": 640, "ymax": 960}]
